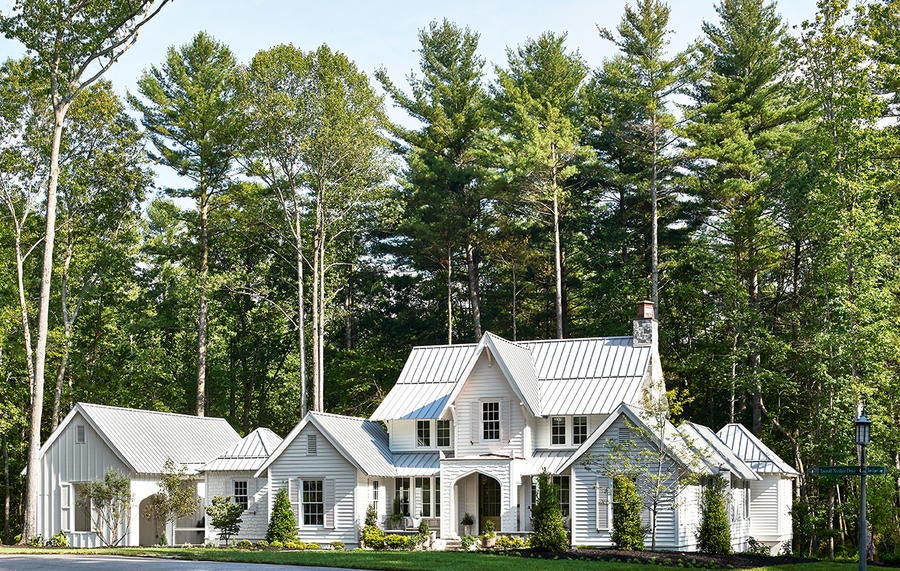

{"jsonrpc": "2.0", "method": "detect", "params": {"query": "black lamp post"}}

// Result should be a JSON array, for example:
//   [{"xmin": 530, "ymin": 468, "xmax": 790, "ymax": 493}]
[{"xmin": 855, "ymin": 411, "xmax": 871, "ymax": 571}]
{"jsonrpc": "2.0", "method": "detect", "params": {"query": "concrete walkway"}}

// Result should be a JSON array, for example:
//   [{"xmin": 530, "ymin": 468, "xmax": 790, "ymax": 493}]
[{"xmin": 0, "ymin": 554, "xmax": 371, "ymax": 571}]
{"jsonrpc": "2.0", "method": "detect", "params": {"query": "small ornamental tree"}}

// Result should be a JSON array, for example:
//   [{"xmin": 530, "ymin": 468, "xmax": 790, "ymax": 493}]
[
  {"xmin": 205, "ymin": 495, "xmax": 244, "ymax": 544},
  {"xmin": 612, "ymin": 474, "xmax": 644, "ymax": 550},
  {"xmin": 697, "ymin": 475, "xmax": 730, "ymax": 555},
  {"xmin": 365, "ymin": 502, "xmax": 378, "ymax": 527},
  {"xmin": 266, "ymin": 487, "xmax": 296, "ymax": 543},
  {"xmin": 530, "ymin": 472, "xmax": 569, "ymax": 552},
  {"xmin": 145, "ymin": 459, "xmax": 200, "ymax": 544},
  {"xmin": 80, "ymin": 470, "xmax": 133, "ymax": 546}
]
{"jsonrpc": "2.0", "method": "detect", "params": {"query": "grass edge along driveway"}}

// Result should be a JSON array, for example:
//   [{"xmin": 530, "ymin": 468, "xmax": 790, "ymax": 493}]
[{"xmin": 0, "ymin": 547, "xmax": 861, "ymax": 571}]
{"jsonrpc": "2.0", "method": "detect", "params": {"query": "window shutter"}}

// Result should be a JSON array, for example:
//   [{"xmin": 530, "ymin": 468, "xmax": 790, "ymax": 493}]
[
  {"xmin": 60, "ymin": 483, "xmax": 72, "ymax": 531},
  {"xmin": 501, "ymin": 399, "xmax": 510, "ymax": 443},
  {"xmin": 414, "ymin": 479, "xmax": 423, "ymax": 517},
  {"xmin": 595, "ymin": 477, "xmax": 610, "ymax": 531},
  {"xmin": 324, "ymin": 479, "xmax": 335, "ymax": 529},
  {"xmin": 288, "ymin": 479, "xmax": 300, "ymax": 525},
  {"xmin": 471, "ymin": 402, "xmax": 480, "ymax": 442}
]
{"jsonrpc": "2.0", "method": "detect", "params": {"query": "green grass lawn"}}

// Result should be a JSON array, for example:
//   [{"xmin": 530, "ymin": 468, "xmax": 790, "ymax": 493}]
[{"xmin": 0, "ymin": 546, "xmax": 864, "ymax": 571}]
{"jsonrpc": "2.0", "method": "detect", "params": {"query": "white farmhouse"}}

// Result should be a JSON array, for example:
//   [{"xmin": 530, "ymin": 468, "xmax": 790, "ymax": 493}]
[{"xmin": 262, "ymin": 301, "xmax": 798, "ymax": 550}]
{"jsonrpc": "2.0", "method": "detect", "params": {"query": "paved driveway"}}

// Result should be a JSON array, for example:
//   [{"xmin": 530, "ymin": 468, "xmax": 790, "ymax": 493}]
[{"xmin": 0, "ymin": 554, "xmax": 369, "ymax": 571}]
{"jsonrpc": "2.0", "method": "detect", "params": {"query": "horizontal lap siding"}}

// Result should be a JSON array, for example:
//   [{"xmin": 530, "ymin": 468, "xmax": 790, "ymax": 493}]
[
  {"xmin": 268, "ymin": 424, "xmax": 358, "ymax": 546},
  {"xmin": 204, "ymin": 472, "xmax": 270, "ymax": 542},
  {"xmin": 40, "ymin": 413, "xmax": 130, "ymax": 547}
]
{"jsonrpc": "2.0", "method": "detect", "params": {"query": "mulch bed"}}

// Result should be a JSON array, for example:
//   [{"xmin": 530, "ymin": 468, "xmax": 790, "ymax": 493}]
[{"xmin": 495, "ymin": 548, "xmax": 822, "ymax": 568}]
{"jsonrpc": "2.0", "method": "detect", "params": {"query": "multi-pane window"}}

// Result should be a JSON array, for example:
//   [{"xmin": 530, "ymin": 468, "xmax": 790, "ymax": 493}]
[
  {"xmin": 436, "ymin": 420, "xmax": 451, "ymax": 448},
  {"xmin": 553, "ymin": 476, "xmax": 571, "ymax": 517},
  {"xmin": 302, "ymin": 480, "xmax": 324, "ymax": 525},
  {"xmin": 416, "ymin": 477, "xmax": 431, "ymax": 517},
  {"xmin": 233, "ymin": 480, "xmax": 248, "ymax": 510},
  {"xmin": 482, "ymin": 401, "xmax": 500, "ymax": 440},
  {"xmin": 75, "ymin": 424, "xmax": 85, "ymax": 444},
  {"xmin": 371, "ymin": 481, "xmax": 379, "ymax": 513},
  {"xmin": 573, "ymin": 416, "xmax": 588, "ymax": 445},
  {"xmin": 551, "ymin": 417, "xmax": 566, "ymax": 445},
  {"xmin": 416, "ymin": 420, "xmax": 431, "ymax": 447},
  {"xmin": 395, "ymin": 478, "xmax": 410, "ymax": 516}
]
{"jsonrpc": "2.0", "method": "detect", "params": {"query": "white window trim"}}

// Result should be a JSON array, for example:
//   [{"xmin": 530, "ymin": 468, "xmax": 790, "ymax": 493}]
[
  {"xmin": 415, "ymin": 420, "xmax": 432, "ymax": 449},
  {"xmin": 481, "ymin": 400, "xmax": 501, "ymax": 441},
  {"xmin": 232, "ymin": 479, "xmax": 249, "ymax": 511},
  {"xmin": 551, "ymin": 416, "xmax": 567, "ymax": 446}
]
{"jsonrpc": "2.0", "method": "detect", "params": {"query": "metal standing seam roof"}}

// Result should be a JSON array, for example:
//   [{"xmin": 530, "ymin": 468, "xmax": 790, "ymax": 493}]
[
  {"xmin": 679, "ymin": 422, "xmax": 760, "ymax": 481},
  {"xmin": 717, "ymin": 423, "xmax": 799, "ymax": 476},
  {"xmin": 304, "ymin": 412, "xmax": 397, "ymax": 477},
  {"xmin": 370, "ymin": 334, "xmax": 653, "ymax": 421},
  {"xmin": 49, "ymin": 403, "xmax": 242, "ymax": 475},
  {"xmin": 393, "ymin": 452, "xmax": 441, "ymax": 476},
  {"xmin": 203, "ymin": 427, "xmax": 283, "ymax": 472},
  {"xmin": 525, "ymin": 337, "xmax": 652, "ymax": 416},
  {"xmin": 524, "ymin": 449, "xmax": 576, "ymax": 476},
  {"xmin": 370, "ymin": 344, "xmax": 476, "ymax": 421}
]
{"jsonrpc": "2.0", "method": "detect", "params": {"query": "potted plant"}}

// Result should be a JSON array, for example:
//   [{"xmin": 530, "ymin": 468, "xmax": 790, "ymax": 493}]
[
  {"xmin": 480, "ymin": 519, "xmax": 496, "ymax": 549},
  {"xmin": 461, "ymin": 512, "xmax": 474, "ymax": 536}
]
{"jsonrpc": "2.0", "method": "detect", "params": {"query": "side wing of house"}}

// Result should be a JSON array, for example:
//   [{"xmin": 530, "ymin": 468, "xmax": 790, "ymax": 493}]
[
  {"xmin": 264, "ymin": 421, "xmax": 361, "ymax": 546},
  {"xmin": 204, "ymin": 471, "xmax": 270, "ymax": 542},
  {"xmin": 37, "ymin": 409, "xmax": 132, "ymax": 547},
  {"xmin": 568, "ymin": 409, "xmax": 701, "ymax": 550}
]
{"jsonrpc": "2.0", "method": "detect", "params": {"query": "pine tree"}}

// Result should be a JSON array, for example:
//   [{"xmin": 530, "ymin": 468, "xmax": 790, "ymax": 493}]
[{"xmin": 266, "ymin": 488, "xmax": 296, "ymax": 543}]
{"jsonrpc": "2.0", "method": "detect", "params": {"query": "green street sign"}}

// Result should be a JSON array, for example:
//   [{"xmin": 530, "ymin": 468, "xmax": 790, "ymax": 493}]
[{"xmin": 813, "ymin": 465, "xmax": 886, "ymax": 476}]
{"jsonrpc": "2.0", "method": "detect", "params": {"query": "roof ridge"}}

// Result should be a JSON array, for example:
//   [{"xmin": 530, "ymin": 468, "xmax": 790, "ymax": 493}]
[
  {"xmin": 79, "ymin": 402, "xmax": 229, "ymax": 422},
  {"xmin": 522, "ymin": 335, "xmax": 633, "ymax": 344},
  {"xmin": 310, "ymin": 411, "xmax": 369, "ymax": 422}
]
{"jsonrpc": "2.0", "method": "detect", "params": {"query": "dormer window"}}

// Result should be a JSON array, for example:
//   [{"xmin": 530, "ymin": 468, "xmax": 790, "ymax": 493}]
[
  {"xmin": 482, "ymin": 402, "xmax": 500, "ymax": 440},
  {"xmin": 551, "ymin": 417, "xmax": 566, "ymax": 445},
  {"xmin": 573, "ymin": 416, "xmax": 588, "ymax": 445},
  {"xmin": 416, "ymin": 420, "xmax": 431, "ymax": 447},
  {"xmin": 436, "ymin": 420, "xmax": 451, "ymax": 448},
  {"xmin": 75, "ymin": 425, "xmax": 85, "ymax": 444}
]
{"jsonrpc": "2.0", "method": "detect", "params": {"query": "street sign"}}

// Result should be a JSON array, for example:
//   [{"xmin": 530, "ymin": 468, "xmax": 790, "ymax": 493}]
[{"xmin": 812, "ymin": 465, "xmax": 886, "ymax": 476}]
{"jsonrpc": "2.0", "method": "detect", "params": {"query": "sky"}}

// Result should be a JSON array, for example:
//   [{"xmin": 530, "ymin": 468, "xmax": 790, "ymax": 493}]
[{"xmin": 0, "ymin": 0, "xmax": 819, "ymax": 189}]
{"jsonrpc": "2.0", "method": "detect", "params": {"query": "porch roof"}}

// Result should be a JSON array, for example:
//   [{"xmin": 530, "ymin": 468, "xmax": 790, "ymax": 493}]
[
  {"xmin": 394, "ymin": 452, "xmax": 440, "ymax": 476},
  {"xmin": 523, "ymin": 449, "xmax": 574, "ymax": 476}
]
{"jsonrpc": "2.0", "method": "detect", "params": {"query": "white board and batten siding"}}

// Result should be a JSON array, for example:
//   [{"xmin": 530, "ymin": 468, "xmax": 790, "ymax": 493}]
[
  {"xmin": 266, "ymin": 423, "xmax": 359, "ymax": 546},
  {"xmin": 453, "ymin": 353, "xmax": 527, "ymax": 459},
  {"xmin": 204, "ymin": 472, "xmax": 270, "ymax": 542},
  {"xmin": 40, "ymin": 412, "xmax": 130, "ymax": 547}
]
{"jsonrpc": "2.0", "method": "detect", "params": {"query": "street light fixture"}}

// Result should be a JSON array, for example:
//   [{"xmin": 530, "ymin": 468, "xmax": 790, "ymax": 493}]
[{"xmin": 855, "ymin": 411, "xmax": 871, "ymax": 571}]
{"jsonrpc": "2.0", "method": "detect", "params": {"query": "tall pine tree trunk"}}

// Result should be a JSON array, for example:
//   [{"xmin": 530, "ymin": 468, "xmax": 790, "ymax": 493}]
[
  {"xmin": 465, "ymin": 237, "xmax": 482, "ymax": 340},
  {"xmin": 24, "ymin": 105, "xmax": 68, "ymax": 541},
  {"xmin": 551, "ymin": 143, "xmax": 564, "ymax": 339},
  {"xmin": 312, "ymin": 205, "xmax": 322, "ymax": 412},
  {"xmin": 196, "ymin": 190, "xmax": 209, "ymax": 417},
  {"xmin": 447, "ymin": 246, "xmax": 453, "ymax": 345},
  {"xmin": 650, "ymin": 107, "xmax": 659, "ymax": 317}
]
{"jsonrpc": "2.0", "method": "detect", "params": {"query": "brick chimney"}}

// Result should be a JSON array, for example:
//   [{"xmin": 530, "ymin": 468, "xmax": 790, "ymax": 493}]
[{"xmin": 633, "ymin": 300, "xmax": 656, "ymax": 347}]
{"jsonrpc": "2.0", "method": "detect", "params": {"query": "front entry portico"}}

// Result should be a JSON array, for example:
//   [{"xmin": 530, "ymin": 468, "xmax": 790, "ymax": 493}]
[{"xmin": 440, "ymin": 457, "xmax": 519, "ymax": 539}]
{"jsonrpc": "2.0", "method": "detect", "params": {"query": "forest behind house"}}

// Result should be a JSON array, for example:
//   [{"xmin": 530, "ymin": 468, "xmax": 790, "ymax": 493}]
[{"xmin": 0, "ymin": 0, "xmax": 898, "ymax": 559}]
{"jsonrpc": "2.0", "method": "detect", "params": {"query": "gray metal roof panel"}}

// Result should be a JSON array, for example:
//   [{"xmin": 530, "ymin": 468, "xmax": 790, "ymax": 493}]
[
  {"xmin": 679, "ymin": 423, "xmax": 760, "ymax": 481},
  {"xmin": 203, "ymin": 427, "xmax": 283, "ymax": 472},
  {"xmin": 393, "ymin": 452, "xmax": 440, "ymax": 476},
  {"xmin": 483, "ymin": 333, "xmax": 542, "ymax": 415},
  {"xmin": 524, "ymin": 449, "xmax": 575, "ymax": 475},
  {"xmin": 717, "ymin": 423, "xmax": 799, "ymax": 476},
  {"xmin": 310, "ymin": 412, "xmax": 396, "ymax": 477},
  {"xmin": 78, "ymin": 403, "xmax": 241, "ymax": 474}
]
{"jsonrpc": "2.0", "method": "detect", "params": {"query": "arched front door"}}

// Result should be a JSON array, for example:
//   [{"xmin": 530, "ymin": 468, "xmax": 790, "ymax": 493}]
[
  {"xmin": 139, "ymin": 494, "xmax": 162, "ymax": 546},
  {"xmin": 478, "ymin": 474, "xmax": 501, "ymax": 534}
]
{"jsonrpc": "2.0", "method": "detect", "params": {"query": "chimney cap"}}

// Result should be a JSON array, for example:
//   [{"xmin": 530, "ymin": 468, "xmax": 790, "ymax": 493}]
[{"xmin": 637, "ymin": 300, "xmax": 655, "ymax": 320}]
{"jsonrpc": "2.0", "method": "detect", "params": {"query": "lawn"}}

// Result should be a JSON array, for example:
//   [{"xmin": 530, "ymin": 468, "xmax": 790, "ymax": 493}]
[{"xmin": 0, "ymin": 546, "xmax": 864, "ymax": 571}]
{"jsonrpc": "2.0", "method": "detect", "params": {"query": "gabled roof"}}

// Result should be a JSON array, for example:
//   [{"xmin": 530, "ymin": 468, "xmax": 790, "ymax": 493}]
[
  {"xmin": 42, "ymin": 403, "xmax": 241, "ymax": 475},
  {"xmin": 203, "ymin": 427, "xmax": 282, "ymax": 472},
  {"xmin": 370, "ymin": 333, "xmax": 653, "ymax": 421},
  {"xmin": 679, "ymin": 422, "xmax": 760, "ymax": 481},
  {"xmin": 717, "ymin": 423, "xmax": 799, "ymax": 476},
  {"xmin": 559, "ymin": 403, "xmax": 714, "ymax": 475},
  {"xmin": 256, "ymin": 412, "xmax": 395, "ymax": 478}
]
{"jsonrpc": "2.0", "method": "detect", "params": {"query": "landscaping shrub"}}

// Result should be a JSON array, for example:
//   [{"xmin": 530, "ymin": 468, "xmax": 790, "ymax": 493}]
[
  {"xmin": 49, "ymin": 531, "xmax": 69, "ymax": 547},
  {"xmin": 460, "ymin": 535, "xmax": 476, "ymax": 550},
  {"xmin": 236, "ymin": 539, "xmax": 252, "ymax": 549},
  {"xmin": 496, "ymin": 535, "xmax": 526, "ymax": 549},
  {"xmin": 284, "ymin": 539, "xmax": 306, "ymax": 549},
  {"xmin": 365, "ymin": 502, "xmax": 378, "ymax": 527},
  {"xmin": 266, "ymin": 488, "xmax": 297, "ymax": 543},
  {"xmin": 384, "ymin": 533, "xmax": 408, "ymax": 550},
  {"xmin": 205, "ymin": 495, "xmax": 244, "ymax": 544},
  {"xmin": 269, "ymin": 540, "xmax": 283, "ymax": 549},
  {"xmin": 362, "ymin": 524, "xmax": 385, "ymax": 548},
  {"xmin": 305, "ymin": 542, "xmax": 320, "ymax": 549},
  {"xmin": 529, "ymin": 472, "xmax": 569, "ymax": 552},
  {"xmin": 612, "ymin": 474, "xmax": 644, "ymax": 550},
  {"xmin": 331, "ymin": 540, "xmax": 345, "ymax": 550},
  {"xmin": 255, "ymin": 540, "xmax": 269, "ymax": 548},
  {"xmin": 697, "ymin": 475, "xmax": 730, "ymax": 555}
]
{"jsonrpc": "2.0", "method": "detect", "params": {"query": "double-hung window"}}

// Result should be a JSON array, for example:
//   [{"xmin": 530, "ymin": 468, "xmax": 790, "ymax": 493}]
[
  {"xmin": 573, "ymin": 416, "xmax": 588, "ymax": 445},
  {"xmin": 233, "ymin": 480, "xmax": 248, "ymax": 510},
  {"xmin": 551, "ymin": 417, "xmax": 566, "ymax": 445},
  {"xmin": 416, "ymin": 420, "xmax": 431, "ymax": 447},
  {"xmin": 302, "ymin": 479, "xmax": 324, "ymax": 525},
  {"xmin": 436, "ymin": 420, "xmax": 451, "ymax": 448},
  {"xmin": 482, "ymin": 402, "xmax": 500, "ymax": 440}
]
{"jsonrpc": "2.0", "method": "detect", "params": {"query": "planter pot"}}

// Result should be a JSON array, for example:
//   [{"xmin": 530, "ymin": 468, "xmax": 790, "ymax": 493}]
[{"xmin": 481, "ymin": 536, "xmax": 496, "ymax": 549}]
